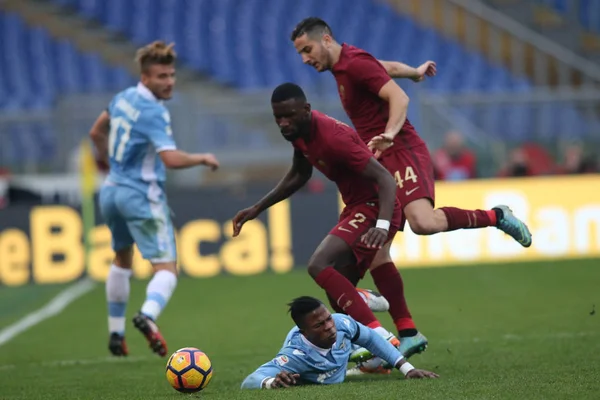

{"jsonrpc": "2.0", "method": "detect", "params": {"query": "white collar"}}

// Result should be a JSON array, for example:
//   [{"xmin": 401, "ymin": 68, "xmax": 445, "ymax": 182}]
[
  {"xmin": 136, "ymin": 82, "xmax": 159, "ymax": 102},
  {"xmin": 300, "ymin": 334, "xmax": 332, "ymax": 356}
]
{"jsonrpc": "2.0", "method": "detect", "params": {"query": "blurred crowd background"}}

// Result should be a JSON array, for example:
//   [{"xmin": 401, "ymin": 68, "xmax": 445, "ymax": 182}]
[{"xmin": 0, "ymin": 0, "xmax": 599, "ymax": 207}]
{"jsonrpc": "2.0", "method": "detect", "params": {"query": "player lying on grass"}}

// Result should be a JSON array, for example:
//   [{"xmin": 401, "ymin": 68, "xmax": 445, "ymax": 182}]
[
  {"xmin": 241, "ymin": 296, "xmax": 438, "ymax": 389},
  {"xmin": 233, "ymin": 82, "xmax": 406, "ymax": 354}
]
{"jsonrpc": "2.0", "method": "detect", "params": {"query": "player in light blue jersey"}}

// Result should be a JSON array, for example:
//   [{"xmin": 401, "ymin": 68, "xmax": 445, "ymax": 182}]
[
  {"xmin": 89, "ymin": 41, "xmax": 220, "ymax": 358},
  {"xmin": 241, "ymin": 296, "xmax": 438, "ymax": 389}
]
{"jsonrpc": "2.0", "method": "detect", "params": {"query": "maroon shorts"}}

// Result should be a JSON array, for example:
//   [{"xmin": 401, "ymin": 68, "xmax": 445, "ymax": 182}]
[
  {"xmin": 379, "ymin": 143, "xmax": 436, "ymax": 230},
  {"xmin": 329, "ymin": 201, "xmax": 401, "ymax": 278}
]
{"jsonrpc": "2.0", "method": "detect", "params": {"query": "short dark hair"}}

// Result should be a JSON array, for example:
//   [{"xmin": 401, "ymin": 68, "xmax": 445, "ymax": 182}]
[
  {"xmin": 271, "ymin": 82, "xmax": 307, "ymax": 103},
  {"xmin": 290, "ymin": 17, "xmax": 334, "ymax": 41},
  {"xmin": 135, "ymin": 41, "xmax": 176, "ymax": 73},
  {"xmin": 288, "ymin": 296, "xmax": 323, "ymax": 327}
]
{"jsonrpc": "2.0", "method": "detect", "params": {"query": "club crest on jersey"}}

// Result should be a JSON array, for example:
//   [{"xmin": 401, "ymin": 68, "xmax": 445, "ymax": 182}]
[
  {"xmin": 274, "ymin": 355, "xmax": 289, "ymax": 366},
  {"xmin": 338, "ymin": 85, "xmax": 345, "ymax": 100},
  {"xmin": 318, "ymin": 159, "xmax": 326, "ymax": 167}
]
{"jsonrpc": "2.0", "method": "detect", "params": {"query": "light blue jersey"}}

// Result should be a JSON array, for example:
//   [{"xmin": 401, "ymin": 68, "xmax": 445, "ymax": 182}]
[
  {"xmin": 99, "ymin": 83, "xmax": 177, "ymax": 262},
  {"xmin": 241, "ymin": 314, "xmax": 404, "ymax": 389},
  {"xmin": 106, "ymin": 83, "xmax": 175, "ymax": 196}
]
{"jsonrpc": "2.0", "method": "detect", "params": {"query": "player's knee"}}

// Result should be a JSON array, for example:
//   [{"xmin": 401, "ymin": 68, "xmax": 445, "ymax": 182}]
[
  {"xmin": 369, "ymin": 244, "xmax": 393, "ymax": 269},
  {"xmin": 307, "ymin": 263, "xmax": 326, "ymax": 279},
  {"xmin": 407, "ymin": 214, "xmax": 438, "ymax": 235},
  {"xmin": 404, "ymin": 198, "xmax": 439, "ymax": 235},
  {"xmin": 153, "ymin": 261, "xmax": 178, "ymax": 276},
  {"xmin": 307, "ymin": 247, "xmax": 331, "ymax": 278},
  {"xmin": 114, "ymin": 247, "xmax": 134, "ymax": 268}
]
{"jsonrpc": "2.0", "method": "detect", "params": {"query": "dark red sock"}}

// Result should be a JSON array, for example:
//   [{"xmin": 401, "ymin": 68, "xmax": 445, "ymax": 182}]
[
  {"xmin": 315, "ymin": 267, "xmax": 381, "ymax": 328},
  {"xmin": 326, "ymin": 293, "xmax": 345, "ymax": 314},
  {"xmin": 440, "ymin": 207, "xmax": 497, "ymax": 232},
  {"xmin": 370, "ymin": 262, "xmax": 416, "ymax": 332}
]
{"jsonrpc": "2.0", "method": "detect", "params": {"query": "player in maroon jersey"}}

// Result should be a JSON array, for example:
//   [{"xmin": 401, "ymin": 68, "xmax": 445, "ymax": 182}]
[
  {"xmin": 232, "ymin": 82, "xmax": 405, "ymax": 357},
  {"xmin": 289, "ymin": 17, "xmax": 533, "ymax": 361}
]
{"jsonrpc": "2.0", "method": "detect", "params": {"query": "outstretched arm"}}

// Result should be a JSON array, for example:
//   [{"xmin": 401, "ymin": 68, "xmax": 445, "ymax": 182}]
[
  {"xmin": 241, "ymin": 354, "xmax": 303, "ymax": 390},
  {"xmin": 241, "ymin": 366, "xmax": 300, "ymax": 390},
  {"xmin": 327, "ymin": 130, "xmax": 396, "ymax": 249},
  {"xmin": 379, "ymin": 80, "xmax": 410, "ymax": 140},
  {"xmin": 345, "ymin": 55, "xmax": 409, "ymax": 146},
  {"xmin": 254, "ymin": 150, "xmax": 313, "ymax": 213},
  {"xmin": 366, "ymin": 80, "xmax": 410, "ymax": 158},
  {"xmin": 378, "ymin": 60, "xmax": 437, "ymax": 82},
  {"xmin": 353, "ymin": 321, "xmax": 439, "ymax": 379},
  {"xmin": 353, "ymin": 322, "xmax": 404, "ymax": 369},
  {"xmin": 360, "ymin": 157, "xmax": 396, "ymax": 230},
  {"xmin": 145, "ymin": 109, "xmax": 220, "ymax": 170},
  {"xmin": 89, "ymin": 110, "xmax": 110, "ymax": 166},
  {"xmin": 159, "ymin": 150, "xmax": 219, "ymax": 170},
  {"xmin": 233, "ymin": 150, "xmax": 312, "ymax": 236}
]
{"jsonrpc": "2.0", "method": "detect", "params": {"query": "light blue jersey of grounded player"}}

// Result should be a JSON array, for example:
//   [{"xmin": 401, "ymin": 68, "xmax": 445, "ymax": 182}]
[
  {"xmin": 241, "ymin": 314, "xmax": 404, "ymax": 388},
  {"xmin": 106, "ymin": 82, "xmax": 175, "ymax": 199}
]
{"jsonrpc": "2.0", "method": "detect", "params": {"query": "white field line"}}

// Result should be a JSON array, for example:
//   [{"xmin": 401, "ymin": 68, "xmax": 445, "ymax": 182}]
[
  {"xmin": 0, "ymin": 278, "xmax": 96, "ymax": 347},
  {"xmin": 0, "ymin": 355, "xmax": 150, "ymax": 371},
  {"xmin": 437, "ymin": 331, "xmax": 598, "ymax": 345}
]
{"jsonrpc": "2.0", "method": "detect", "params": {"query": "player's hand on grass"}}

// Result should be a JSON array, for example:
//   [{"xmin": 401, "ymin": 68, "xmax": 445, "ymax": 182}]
[
  {"xmin": 200, "ymin": 153, "xmax": 220, "ymax": 171},
  {"xmin": 269, "ymin": 371, "xmax": 300, "ymax": 389},
  {"xmin": 368, "ymin": 132, "xmax": 395, "ymax": 158},
  {"xmin": 405, "ymin": 369, "xmax": 439, "ymax": 379},
  {"xmin": 411, "ymin": 61, "xmax": 437, "ymax": 82},
  {"xmin": 361, "ymin": 227, "xmax": 388, "ymax": 249},
  {"xmin": 232, "ymin": 206, "xmax": 260, "ymax": 237}
]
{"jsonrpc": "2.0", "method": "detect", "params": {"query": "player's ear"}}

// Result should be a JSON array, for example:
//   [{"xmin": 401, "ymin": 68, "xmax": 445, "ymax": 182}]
[
  {"xmin": 305, "ymin": 103, "xmax": 311, "ymax": 113},
  {"xmin": 140, "ymin": 71, "xmax": 150, "ymax": 86}
]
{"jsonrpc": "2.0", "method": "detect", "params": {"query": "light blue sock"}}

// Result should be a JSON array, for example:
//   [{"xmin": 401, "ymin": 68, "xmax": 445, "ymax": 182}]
[
  {"xmin": 106, "ymin": 264, "xmax": 132, "ymax": 335},
  {"xmin": 140, "ymin": 270, "xmax": 177, "ymax": 321}
]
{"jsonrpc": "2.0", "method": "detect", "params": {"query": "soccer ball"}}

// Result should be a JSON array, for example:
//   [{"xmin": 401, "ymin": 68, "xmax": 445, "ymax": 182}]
[{"xmin": 165, "ymin": 347, "xmax": 213, "ymax": 393}]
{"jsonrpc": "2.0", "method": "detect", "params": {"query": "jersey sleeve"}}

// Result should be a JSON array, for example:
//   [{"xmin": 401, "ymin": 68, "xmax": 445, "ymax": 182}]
[
  {"xmin": 326, "ymin": 127, "xmax": 373, "ymax": 174},
  {"xmin": 333, "ymin": 313, "xmax": 360, "ymax": 340},
  {"xmin": 351, "ymin": 321, "xmax": 404, "ymax": 368},
  {"xmin": 281, "ymin": 326, "xmax": 299, "ymax": 348},
  {"xmin": 240, "ymin": 351, "xmax": 307, "ymax": 389},
  {"xmin": 347, "ymin": 53, "xmax": 392, "ymax": 95},
  {"xmin": 107, "ymin": 96, "xmax": 117, "ymax": 116},
  {"xmin": 141, "ymin": 107, "xmax": 177, "ymax": 153}
]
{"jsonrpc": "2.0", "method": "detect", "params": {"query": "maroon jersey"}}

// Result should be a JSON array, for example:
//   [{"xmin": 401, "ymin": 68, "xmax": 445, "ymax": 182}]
[
  {"xmin": 332, "ymin": 44, "xmax": 424, "ymax": 149},
  {"xmin": 292, "ymin": 110, "xmax": 388, "ymax": 207}
]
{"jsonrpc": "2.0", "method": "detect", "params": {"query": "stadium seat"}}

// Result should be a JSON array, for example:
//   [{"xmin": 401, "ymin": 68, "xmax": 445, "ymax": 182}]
[
  {"xmin": 6, "ymin": 1, "xmax": 599, "ymax": 170},
  {"xmin": 0, "ymin": 11, "xmax": 138, "ymax": 168},
  {"xmin": 41, "ymin": 0, "xmax": 600, "ymax": 144},
  {"xmin": 0, "ymin": 11, "xmax": 133, "ymax": 107},
  {"xmin": 537, "ymin": 0, "xmax": 600, "ymax": 33}
]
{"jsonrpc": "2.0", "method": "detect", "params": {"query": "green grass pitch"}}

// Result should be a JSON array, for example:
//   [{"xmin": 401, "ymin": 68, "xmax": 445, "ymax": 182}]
[{"xmin": 0, "ymin": 259, "xmax": 598, "ymax": 399}]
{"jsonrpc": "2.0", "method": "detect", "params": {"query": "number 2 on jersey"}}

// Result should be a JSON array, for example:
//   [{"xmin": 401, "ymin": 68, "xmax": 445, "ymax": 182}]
[
  {"xmin": 349, "ymin": 213, "xmax": 366, "ymax": 228},
  {"xmin": 108, "ymin": 116, "xmax": 132, "ymax": 162}
]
